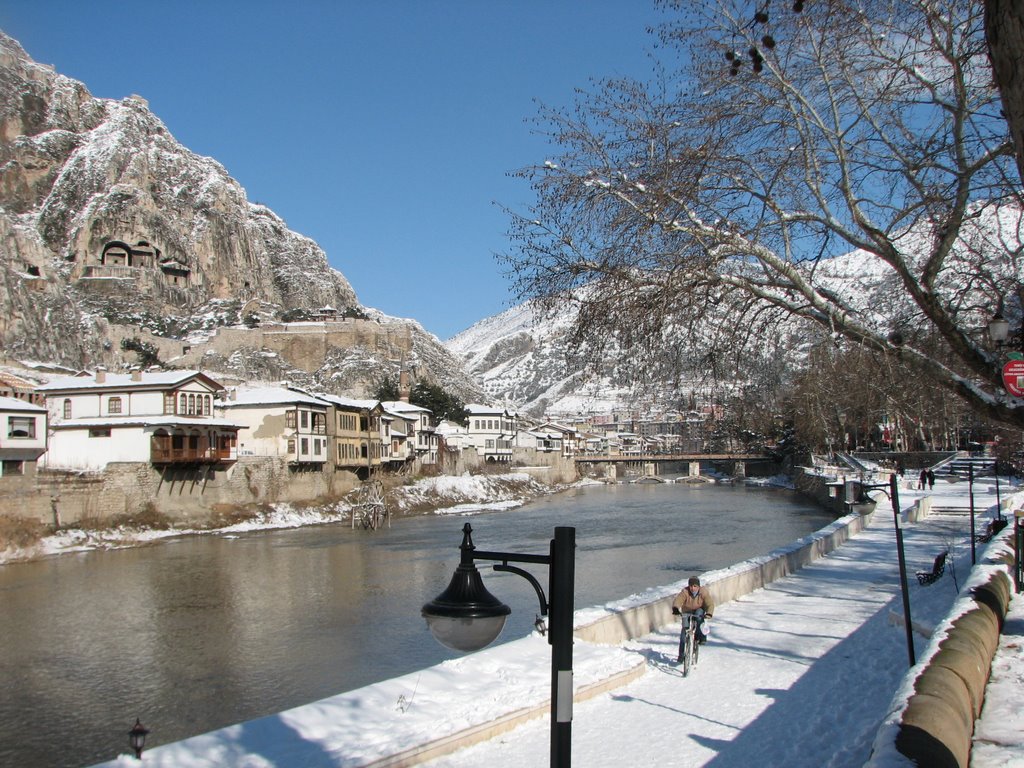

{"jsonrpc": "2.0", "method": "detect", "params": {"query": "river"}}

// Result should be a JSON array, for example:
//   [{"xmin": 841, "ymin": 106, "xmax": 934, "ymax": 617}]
[{"xmin": 0, "ymin": 481, "xmax": 834, "ymax": 767}]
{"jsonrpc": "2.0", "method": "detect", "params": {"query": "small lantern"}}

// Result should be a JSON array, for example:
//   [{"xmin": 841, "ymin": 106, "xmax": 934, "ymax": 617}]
[
  {"xmin": 128, "ymin": 718, "xmax": 149, "ymax": 760},
  {"xmin": 989, "ymin": 311, "xmax": 1010, "ymax": 344}
]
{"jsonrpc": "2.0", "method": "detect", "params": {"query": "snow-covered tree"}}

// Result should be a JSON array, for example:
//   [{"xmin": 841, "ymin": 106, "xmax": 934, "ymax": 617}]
[{"xmin": 505, "ymin": 0, "xmax": 1024, "ymax": 429}]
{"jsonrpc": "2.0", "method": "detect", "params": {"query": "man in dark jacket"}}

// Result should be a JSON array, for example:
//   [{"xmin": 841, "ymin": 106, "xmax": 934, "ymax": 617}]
[{"xmin": 672, "ymin": 576, "xmax": 715, "ymax": 644}]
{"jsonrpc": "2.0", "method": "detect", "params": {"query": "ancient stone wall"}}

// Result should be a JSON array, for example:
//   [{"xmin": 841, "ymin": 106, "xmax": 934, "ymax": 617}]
[{"xmin": 174, "ymin": 320, "xmax": 415, "ymax": 374}]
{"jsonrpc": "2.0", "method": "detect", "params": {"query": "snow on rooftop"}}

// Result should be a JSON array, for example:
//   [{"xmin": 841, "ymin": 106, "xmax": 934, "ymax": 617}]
[
  {"xmin": 220, "ymin": 386, "xmax": 328, "ymax": 408},
  {"xmin": 0, "ymin": 395, "xmax": 45, "ymax": 411},
  {"xmin": 35, "ymin": 369, "xmax": 212, "ymax": 391}
]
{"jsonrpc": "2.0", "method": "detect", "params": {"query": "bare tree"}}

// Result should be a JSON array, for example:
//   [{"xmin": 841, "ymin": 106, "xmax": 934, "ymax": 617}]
[
  {"xmin": 505, "ymin": 0, "xmax": 1024, "ymax": 429},
  {"xmin": 721, "ymin": 0, "xmax": 1024, "ymax": 187}
]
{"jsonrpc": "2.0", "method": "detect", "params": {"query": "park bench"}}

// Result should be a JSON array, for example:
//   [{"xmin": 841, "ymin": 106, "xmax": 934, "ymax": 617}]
[
  {"xmin": 916, "ymin": 551, "xmax": 947, "ymax": 586},
  {"xmin": 974, "ymin": 517, "xmax": 1008, "ymax": 543}
]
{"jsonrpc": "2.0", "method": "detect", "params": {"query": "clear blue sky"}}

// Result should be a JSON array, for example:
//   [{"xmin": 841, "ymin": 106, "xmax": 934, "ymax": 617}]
[{"xmin": 1, "ymin": 1, "xmax": 668, "ymax": 340}]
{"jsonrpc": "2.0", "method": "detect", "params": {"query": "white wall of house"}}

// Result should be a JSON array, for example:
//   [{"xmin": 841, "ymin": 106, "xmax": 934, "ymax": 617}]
[
  {"xmin": 44, "ymin": 425, "xmax": 153, "ymax": 470},
  {"xmin": 380, "ymin": 402, "xmax": 438, "ymax": 465},
  {"xmin": 1, "ymin": 399, "xmax": 47, "ymax": 455},
  {"xmin": 46, "ymin": 383, "xmax": 219, "ymax": 423},
  {"xmin": 218, "ymin": 389, "xmax": 328, "ymax": 465},
  {"xmin": 226, "ymin": 407, "xmax": 293, "ymax": 458},
  {"xmin": 465, "ymin": 405, "xmax": 517, "ymax": 460}
]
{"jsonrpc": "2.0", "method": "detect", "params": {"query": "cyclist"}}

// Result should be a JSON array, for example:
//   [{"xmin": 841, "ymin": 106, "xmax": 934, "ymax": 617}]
[{"xmin": 672, "ymin": 576, "xmax": 715, "ymax": 644}]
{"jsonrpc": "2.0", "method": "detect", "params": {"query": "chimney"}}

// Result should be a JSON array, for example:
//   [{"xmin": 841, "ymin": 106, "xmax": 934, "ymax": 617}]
[
  {"xmin": 131, "ymin": 368, "xmax": 142, "ymax": 382},
  {"xmin": 95, "ymin": 367, "xmax": 106, "ymax": 384}
]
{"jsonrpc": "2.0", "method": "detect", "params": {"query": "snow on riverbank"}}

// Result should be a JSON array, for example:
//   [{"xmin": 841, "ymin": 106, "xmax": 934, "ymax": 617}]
[
  {"xmin": 390, "ymin": 472, "xmax": 549, "ymax": 514},
  {"xmin": 0, "ymin": 473, "xmax": 554, "ymax": 565}
]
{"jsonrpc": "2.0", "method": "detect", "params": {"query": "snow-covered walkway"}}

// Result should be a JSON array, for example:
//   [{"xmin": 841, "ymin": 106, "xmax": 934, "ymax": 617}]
[
  {"xmin": 96, "ymin": 479, "xmax": 1022, "ymax": 767},
  {"xmin": 428, "ymin": 504, "xmax": 994, "ymax": 768}
]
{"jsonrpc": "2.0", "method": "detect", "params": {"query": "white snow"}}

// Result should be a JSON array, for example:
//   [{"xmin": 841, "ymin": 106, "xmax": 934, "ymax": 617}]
[{"xmin": 89, "ymin": 479, "xmax": 1024, "ymax": 767}]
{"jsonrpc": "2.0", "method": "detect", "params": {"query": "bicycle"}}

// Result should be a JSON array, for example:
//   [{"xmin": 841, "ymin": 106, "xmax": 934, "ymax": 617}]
[{"xmin": 675, "ymin": 610, "xmax": 704, "ymax": 676}]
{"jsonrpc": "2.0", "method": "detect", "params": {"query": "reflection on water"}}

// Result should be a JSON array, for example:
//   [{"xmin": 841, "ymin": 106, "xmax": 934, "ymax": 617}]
[{"xmin": 0, "ymin": 482, "xmax": 833, "ymax": 766}]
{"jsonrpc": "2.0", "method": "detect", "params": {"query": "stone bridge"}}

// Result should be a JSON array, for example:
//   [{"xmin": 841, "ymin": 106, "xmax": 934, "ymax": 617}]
[{"xmin": 574, "ymin": 452, "xmax": 776, "ymax": 481}]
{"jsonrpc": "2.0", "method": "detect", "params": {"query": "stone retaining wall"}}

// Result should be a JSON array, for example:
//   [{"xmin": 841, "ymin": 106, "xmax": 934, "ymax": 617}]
[
  {"xmin": 574, "ymin": 510, "xmax": 870, "ymax": 645},
  {"xmin": 3, "ymin": 458, "xmax": 362, "ymax": 525},
  {"xmin": 2, "ymin": 454, "xmax": 575, "ymax": 526}
]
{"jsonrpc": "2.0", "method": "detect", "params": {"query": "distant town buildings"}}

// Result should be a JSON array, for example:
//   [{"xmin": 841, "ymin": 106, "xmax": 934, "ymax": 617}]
[{"xmin": 2, "ymin": 362, "xmax": 765, "ymax": 489}]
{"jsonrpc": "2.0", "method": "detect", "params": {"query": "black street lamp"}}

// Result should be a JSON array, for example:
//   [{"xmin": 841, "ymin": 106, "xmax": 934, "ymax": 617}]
[
  {"xmin": 995, "ymin": 465, "xmax": 1003, "ymax": 520},
  {"xmin": 422, "ymin": 523, "xmax": 576, "ymax": 767},
  {"xmin": 856, "ymin": 474, "xmax": 916, "ymax": 667},
  {"xmin": 128, "ymin": 718, "xmax": 149, "ymax": 760},
  {"xmin": 969, "ymin": 464, "xmax": 977, "ymax": 565}
]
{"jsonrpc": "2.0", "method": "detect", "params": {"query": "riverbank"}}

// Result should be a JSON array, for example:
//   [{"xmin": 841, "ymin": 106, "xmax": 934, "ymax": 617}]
[
  {"xmin": 0, "ymin": 470, "xmax": 799, "ymax": 566},
  {"xmin": 0, "ymin": 472, "xmax": 557, "ymax": 565}
]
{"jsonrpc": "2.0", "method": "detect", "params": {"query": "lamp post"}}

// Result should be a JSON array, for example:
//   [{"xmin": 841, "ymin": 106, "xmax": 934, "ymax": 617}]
[
  {"xmin": 968, "ymin": 464, "xmax": 977, "ymax": 565},
  {"xmin": 128, "ymin": 718, "xmax": 149, "ymax": 760},
  {"xmin": 422, "ymin": 523, "xmax": 576, "ymax": 767},
  {"xmin": 995, "ymin": 466, "xmax": 1003, "ymax": 521},
  {"xmin": 859, "ymin": 474, "xmax": 916, "ymax": 667}
]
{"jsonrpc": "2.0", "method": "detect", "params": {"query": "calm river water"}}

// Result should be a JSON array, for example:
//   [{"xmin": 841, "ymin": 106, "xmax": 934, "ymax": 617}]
[{"xmin": 0, "ymin": 482, "xmax": 833, "ymax": 767}]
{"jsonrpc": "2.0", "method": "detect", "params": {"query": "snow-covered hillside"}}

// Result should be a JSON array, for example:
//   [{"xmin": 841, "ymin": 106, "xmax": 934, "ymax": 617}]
[{"xmin": 447, "ymin": 203, "xmax": 1024, "ymax": 417}]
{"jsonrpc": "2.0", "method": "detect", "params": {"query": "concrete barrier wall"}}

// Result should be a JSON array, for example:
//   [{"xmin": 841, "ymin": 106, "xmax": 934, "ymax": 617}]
[
  {"xmin": 574, "ymin": 510, "xmax": 871, "ymax": 646},
  {"xmin": 907, "ymin": 495, "xmax": 933, "ymax": 523}
]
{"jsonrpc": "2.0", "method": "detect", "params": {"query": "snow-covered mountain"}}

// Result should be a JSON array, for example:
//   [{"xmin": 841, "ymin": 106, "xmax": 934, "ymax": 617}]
[
  {"xmin": 447, "ymin": 302, "xmax": 630, "ymax": 417},
  {"xmin": 448, "ymin": 203, "xmax": 1024, "ymax": 417}
]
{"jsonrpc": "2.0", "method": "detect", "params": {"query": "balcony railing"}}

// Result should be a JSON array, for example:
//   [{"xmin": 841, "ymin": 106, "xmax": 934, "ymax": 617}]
[{"xmin": 151, "ymin": 444, "xmax": 236, "ymax": 465}]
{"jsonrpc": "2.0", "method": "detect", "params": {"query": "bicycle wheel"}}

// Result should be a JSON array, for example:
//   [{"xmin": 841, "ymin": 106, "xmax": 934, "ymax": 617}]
[{"xmin": 683, "ymin": 626, "xmax": 694, "ymax": 677}]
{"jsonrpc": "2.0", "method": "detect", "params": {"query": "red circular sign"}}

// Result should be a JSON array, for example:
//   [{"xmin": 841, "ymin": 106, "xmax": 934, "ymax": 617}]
[{"xmin": 1002, "ymin": 360, "xmax": 1024, "ymax": 397}]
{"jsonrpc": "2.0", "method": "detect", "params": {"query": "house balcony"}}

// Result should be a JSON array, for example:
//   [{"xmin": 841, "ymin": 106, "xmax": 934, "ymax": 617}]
[
  {"xmin": 149, "ymin": 444, "xmax": 235, "ymax": 462},
  {"xmin": 151, "ymin": 443, "xmax": 236, "ymax": 465}
]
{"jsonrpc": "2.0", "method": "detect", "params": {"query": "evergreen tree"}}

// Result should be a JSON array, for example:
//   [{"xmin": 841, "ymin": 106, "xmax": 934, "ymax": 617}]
[
  {"xmin": 373, "ymin": 375, "xmax": 401, "ymax": 402},
  {"xmin": 410, "ymin": 381, "xmax": 468, "ymax": 425}
]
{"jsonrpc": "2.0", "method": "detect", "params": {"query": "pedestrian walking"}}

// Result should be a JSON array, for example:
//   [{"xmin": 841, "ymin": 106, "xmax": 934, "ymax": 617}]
[
  {"xmin": 918, "ymin": 469, "xmax": 927, "ymax": 490},
  {"xmin": 927, "ymin": 469, "xmax": 935, "ymax": 489}
]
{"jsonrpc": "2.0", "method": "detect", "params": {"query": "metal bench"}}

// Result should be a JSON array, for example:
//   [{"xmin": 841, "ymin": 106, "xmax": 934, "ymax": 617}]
[
  {"xmin": 916, "ymin": 551, "xmax": 947, "ymax": 586},
  {"xmin": 974, "ymin": 518, "xmax": 1008, "ymax": 543}
]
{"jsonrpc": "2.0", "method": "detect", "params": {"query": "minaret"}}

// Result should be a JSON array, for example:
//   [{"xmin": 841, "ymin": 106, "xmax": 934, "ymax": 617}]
[{"xmin": 399, "ymin": 367, "xmax": 411, "ymax": 403}]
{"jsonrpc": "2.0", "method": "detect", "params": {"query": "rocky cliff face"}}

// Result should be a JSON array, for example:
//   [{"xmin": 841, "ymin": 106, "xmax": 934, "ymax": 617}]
[{"xmin": 0, "ymin": 32, "xmax": 481, "ymax": 402}]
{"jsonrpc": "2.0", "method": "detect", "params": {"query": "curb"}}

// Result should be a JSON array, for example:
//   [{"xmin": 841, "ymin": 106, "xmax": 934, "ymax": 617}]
[{"xmin": 362, "ymin": 659, "xmax": 646, "ymax": 767}]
